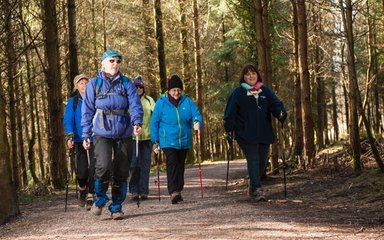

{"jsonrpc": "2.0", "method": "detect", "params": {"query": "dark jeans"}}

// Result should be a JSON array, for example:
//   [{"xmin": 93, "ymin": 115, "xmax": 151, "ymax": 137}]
[
  {"xmin": 75, "ymin": 142, "xmax": 95, "ymax": 194},
  {"xmin": 163, "ymin": 148, "xmax": 188, "ymax": 194},
  {"xmin": 129, "ymin": 140, "xmax": 152, "ymax": 196},
  {"xmin": 93, "ymin": 136, "xmax": 132, "ymax": 212},
  {"xmin": 238, "ymin": 142, "xmax": 270, "ymax": 189}
]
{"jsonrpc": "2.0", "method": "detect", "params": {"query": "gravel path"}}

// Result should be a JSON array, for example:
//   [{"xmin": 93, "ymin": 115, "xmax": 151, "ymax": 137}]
[{"xmin": 1, "ymin": 159, "xmax": 383, "ymax": 239}]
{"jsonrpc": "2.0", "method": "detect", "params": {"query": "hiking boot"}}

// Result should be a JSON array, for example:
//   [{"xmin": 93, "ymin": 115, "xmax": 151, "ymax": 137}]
[
  {"xmin": 131, "ymin": 193, "xmax": 139, "ymax": 201},
  {"xmin": 91, "ymin": 203, "xmax": 102, "ymax": 216},
  {"xmin": 111, "ymin": 211, "xmax": 124, "ymax": 220},
  {"xmin": 170, "ymin": 191, "xmax": 182, "ymax": 204},
  {"xmin": 252, "ymin": 188, "xmax": 266, "ymax": 202},
  {"xmin": 85, "ymin": 193, "xmax": 94, "ymax": 211},
  {"xmin": 78, "ymin": 187, "xmax": 87, "ymax": 207}
]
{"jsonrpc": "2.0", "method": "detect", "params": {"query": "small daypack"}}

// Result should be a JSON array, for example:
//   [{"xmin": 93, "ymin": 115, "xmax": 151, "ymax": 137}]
[
  {"xmin": 95, "ymin": 76, "xmax": 130, "ymax": 99},
  {"xmin": 71, "ymin": 76, "xmax": 130, "ymax": 111}
]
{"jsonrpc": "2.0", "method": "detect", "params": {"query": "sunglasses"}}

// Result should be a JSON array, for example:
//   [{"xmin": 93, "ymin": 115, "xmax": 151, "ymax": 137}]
[
  {"xmin": 136, "ymin": 86, "xmax": 144, "ymax": 89},
  {"xmin": 109, "ymin": 59, "xmax": 121, "ymax": 64}
]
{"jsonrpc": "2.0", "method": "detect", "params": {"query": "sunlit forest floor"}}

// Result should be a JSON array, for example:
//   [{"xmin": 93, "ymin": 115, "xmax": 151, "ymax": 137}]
[{"xmin": 1, "ymin": 143, "xmax": 384, "ymax": 239}]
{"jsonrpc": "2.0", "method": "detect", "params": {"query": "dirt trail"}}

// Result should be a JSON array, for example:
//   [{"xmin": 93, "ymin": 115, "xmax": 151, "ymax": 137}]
[{"xmin": 1, "ymin": 159, "xmax": 383, "ymax": 239}]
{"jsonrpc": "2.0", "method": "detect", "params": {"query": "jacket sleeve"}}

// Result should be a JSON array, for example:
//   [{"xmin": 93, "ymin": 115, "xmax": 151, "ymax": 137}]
[
  {"xmin": 264, "ymin": 86, "xmax": 286, "ymax": 118},
  {"xmin": 63, "ymin": 97, "xmax": 75, "ymax": 136},
  {"xmin": 189, "ymin": 97, "xmax": 203, "ymax": 127},
  {"xmin": 126, "ymin": 80, "xmax": 143, "ymax": 126},
  {"xmin": 223, "ymin": 89, "xmax": 238, "ymax": 133},
  {"xmin": 150, "ymin": 99, "xmax": 161, "ymax": 143},
  {"xmin": 81, "ymin": 78, "xmax": 97, "ymax": 139}
]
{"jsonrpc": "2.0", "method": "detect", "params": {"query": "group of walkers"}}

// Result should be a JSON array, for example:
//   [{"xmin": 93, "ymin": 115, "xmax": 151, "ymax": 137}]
[{"xmin": 63, "ymin": 49, "xmax": 287, "ymax": 220}]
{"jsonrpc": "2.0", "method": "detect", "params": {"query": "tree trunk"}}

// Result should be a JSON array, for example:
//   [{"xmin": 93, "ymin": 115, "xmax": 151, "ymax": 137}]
[
  {"xmin": 0, "ymin": 0, "xmax": 20, "ymax": 224},
  {"xmin": 341, "ymin": 0, "xmax": 361, "ymax": 173},
  {"xmin": 154, "ymin": 0, "xmax": 167, "ymax": 92},
  {"xmin": 366, "ymin": 1, "xmax": 380, "ymax": 135},
  {"xmin": 221, "ymin": 14, "xmax": 229, "ymax": 83},
  {"xmin": 178, "ymin": 0, "xmax": 193, "ymax": 97},
  {"xmin": 344, "ymin": 0, "xmax": 384, "ymax": 173},
  {"xmin": 43, "ymin": 0, "xmax": 66, "ymax": 188},
  {"xmin": 254, "ymin": 0, "xmax": 267, "ymax": 81},
  {"xmin": 19, "ymin": 0, "xmax": 39, "ymax": 183},
  {"xmin": 331, "ymin": 78, "xmax": 339, "ymax": 141},
  {"xmin": 0, "ymin": 91, "xmax": 19, "ymax": 224},
  {"xmin": 67, "ymin": 0, "xmax": 79, "ymax": 89},
  {"xmin": 315, "ymin": 46, "xmax": 324, "ymax": 149},
  {"xmin": 102, "ymin": 0, "xmax": 107, "ymax": 51},
  {"xmin": 16, "ymin": 75, "xmax": 28, "ymax": 188},
  {"xmin": 92, "ymin": 0, "xmax": 98, "ymax": 70},
  {"xmin": 142, "ymin": 0, "xmax": 159, "ymax": 97},
  {"xmin": 192, "ymin": 0, "xmax": 205, "ymax": 161},
  {"xmin": 291, "ymin": 0, "xmax": 304, "ymax": 159},
  {"xmin": 5, "ymin": 0, "xmax": 19, "ymax": 189},
  {"xmin": 296, "ymin": 0, "xmax": 315, "ymax": 165}
]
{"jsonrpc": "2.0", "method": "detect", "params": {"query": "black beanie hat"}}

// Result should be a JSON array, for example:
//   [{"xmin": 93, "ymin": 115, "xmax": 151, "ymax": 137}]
[{"xmin": 168, "ymin": 75, "xmax": 183, "ymax": 90}]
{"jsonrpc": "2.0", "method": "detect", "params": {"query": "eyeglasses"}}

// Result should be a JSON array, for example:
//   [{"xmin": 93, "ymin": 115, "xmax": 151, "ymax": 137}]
[
  {"xmin": 136, "ymin": 86, "xmax": 144, "ymax": 89},
  {"xmin": 109, "ymin": 59, "xmax": 121, "ymax": 64}
]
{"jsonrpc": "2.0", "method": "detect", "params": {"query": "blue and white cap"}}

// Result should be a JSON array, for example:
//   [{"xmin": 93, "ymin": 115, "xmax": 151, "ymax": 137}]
[{"xmin": 101, "ymin": 50, "xmax": 123, "ymax": 61}]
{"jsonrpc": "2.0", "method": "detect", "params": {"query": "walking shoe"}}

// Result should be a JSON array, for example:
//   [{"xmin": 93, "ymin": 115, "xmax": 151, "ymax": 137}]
[
  {"xmin": 78, "ymin": 187, "xmax": 87, "ymax": 207},
  {"xmin": 111, "ymin": 211, "xmax": 124, "ymax": 220},
  {"xmin": 170, "ymin": 191, "xmax": 182, "ymax": 204},
  {"xmin": 85, "ymin": 193, "xmax": 94, "ymax": 211},
  {"xmin": 91, "ymin": 203, "xmax": 102, "ymax": 216},
  {"xmin": 252, "ymin": 188, "xmax": 266, "ymax": 202}
]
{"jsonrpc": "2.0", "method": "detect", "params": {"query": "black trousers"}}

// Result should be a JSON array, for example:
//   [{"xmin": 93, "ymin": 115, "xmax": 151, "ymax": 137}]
[
  {"xmin": 75, "ymin": 142, "xmax": 95, "ymax": 194},
  {"xmin": 163, "ymin": 148, "xmax": 188, "ymax": 194},
  {"xmin": 93, "ymin": 136, "xmax": 132, "ymax": 183}
]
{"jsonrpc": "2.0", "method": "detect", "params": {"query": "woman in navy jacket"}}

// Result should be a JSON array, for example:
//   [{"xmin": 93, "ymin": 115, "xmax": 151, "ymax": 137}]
[
  {"xmin": 224, "ymin": 64, "xmax": 287, "ymax": 201},
  {"xmin": 150, "ymin": 75, "xmax": 203, "ymax": 204}
]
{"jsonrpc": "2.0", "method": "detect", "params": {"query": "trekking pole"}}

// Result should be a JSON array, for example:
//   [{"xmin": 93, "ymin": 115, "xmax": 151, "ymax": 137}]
[
  {"xmin": 279, "ymin": 121, "xmax": 287, "ymax": 199},
  {"xmin": 136, "ymin": 136, "xmax": 141, "ymax": 208},
  {"xmin": 65, "ymin": 148, "xmax": 71, "ymax": 212},
  {"xmin": 195, "ymin": 130, "xmax": 203, "ymax": 198},
  {"xmin": 154, "ymin": 151, "xmax": 161, "ymax": 201},
  {"xmin": 226, "ymin": 132, "xmax": 234, "ymax": 190}
]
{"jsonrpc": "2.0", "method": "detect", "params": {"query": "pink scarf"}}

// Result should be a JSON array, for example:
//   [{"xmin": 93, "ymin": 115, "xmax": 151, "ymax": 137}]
[{"xmin": 250, "ymin": 82, "xmax": 263, "ymax": 91}]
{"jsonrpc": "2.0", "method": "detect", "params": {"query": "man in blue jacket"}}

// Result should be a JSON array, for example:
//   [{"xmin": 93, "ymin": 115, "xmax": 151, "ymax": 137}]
[
  {"xmin": 82, "ymin": 50, "xmax": 143, "ymax": 220},
  {"xmin": 64, "ymin": 74, "xmax": 95, "ymax": 210}
]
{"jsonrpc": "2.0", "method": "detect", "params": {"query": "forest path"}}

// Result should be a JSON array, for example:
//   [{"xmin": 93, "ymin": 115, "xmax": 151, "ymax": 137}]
[{"xmin": 1, "ymin": 159, "xmax": 383, "ymax": 239}]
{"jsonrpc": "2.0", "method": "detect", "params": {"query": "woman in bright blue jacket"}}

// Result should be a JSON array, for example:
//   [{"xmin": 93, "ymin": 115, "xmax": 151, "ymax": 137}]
[
  {"xmin": 63, "ymin": 74, "xmax": 95, "ymax": 210},
  {"xmin": 224, "ymin": 64, "xmax": 287, "ymax": 202},
  {"xmin": 150, "ymin": 75, "xmax": 203, "ymax": 204}
]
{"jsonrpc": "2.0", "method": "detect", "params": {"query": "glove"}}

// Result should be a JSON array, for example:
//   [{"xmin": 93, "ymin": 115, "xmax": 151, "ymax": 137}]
[
  {"xmin": 226, "ymin": 132, "xmax": 233, "ymax": 143},
  {"xmin": 193, "ymin": 121, "xmax": 200, "ymax": 131},
  {"xmin": 66, "ymin": 134, "xmax": 74, "ymax": 149},
  {"xmin": 278, "ymin": 111, "xmax": 287, "ymax": 124},
  {"xmin": 153, "ymin": 142, "xmax": 160, "ymax": 155}
]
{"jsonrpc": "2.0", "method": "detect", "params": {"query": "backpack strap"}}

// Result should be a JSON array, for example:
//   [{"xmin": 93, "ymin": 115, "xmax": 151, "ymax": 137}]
[
  {"xmin": 95, "ymin": 77, "xmax": 103, "ymax": 98},
  {"xmin": 122, "ymin": 76, "xmax": 130, "ymax": 93},
  {"xmin": 73, "ymin": 94, "xmax": 79, "ymax": 111},
  {"xmin": 95, "ymin": 76, "xmax": 130, "ymax": 99}
]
